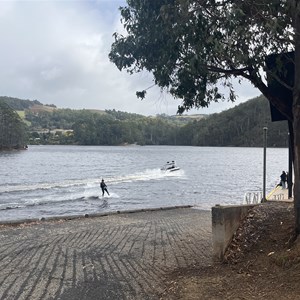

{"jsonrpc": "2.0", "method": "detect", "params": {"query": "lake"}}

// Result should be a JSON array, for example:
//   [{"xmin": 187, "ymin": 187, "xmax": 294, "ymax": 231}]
[{"xmin": 0, "ymin": 145, "xmax": 289, "ymax": 222}]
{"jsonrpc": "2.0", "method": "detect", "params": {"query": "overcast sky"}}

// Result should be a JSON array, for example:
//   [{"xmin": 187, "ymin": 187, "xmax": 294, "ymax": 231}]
[{"xmin": 0, "ymin": 0, "xmax": 260, "ymax": 116}]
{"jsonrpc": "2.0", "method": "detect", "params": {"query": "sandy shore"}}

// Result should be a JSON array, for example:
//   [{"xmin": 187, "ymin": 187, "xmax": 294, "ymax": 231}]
[{"xmin": 0, "ymin": 207, "xmax": 212, "ymax": 299}]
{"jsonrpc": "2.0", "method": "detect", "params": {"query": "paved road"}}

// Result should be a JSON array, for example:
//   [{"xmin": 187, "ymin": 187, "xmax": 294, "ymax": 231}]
[{"xmin": 0, "ymin": 208, "xmax": 212, "ymax": 300}]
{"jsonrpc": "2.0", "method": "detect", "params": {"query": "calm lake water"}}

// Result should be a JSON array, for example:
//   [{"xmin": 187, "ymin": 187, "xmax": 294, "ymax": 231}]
[{"xmin": 0, "ymin": 145, "xmax": 289, "ymax": 222}]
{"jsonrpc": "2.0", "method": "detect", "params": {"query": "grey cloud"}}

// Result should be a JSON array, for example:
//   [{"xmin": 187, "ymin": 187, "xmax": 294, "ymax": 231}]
[{"xmin": 0, "ymin": 0, "xmax": 260, "ymax": 116}]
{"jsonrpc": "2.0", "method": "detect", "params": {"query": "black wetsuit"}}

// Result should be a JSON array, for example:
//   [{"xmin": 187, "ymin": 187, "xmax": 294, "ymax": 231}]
[
  {"xmin": 100, "ymin": 181, "xmax": 109, "ymax": 196},
  {"xmin": 280, "ymin": 172, "xmax": 287, "ymax": 188}
]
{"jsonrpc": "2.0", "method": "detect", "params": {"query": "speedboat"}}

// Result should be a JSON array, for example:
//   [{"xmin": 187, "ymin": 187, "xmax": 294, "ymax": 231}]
[{"xmin": 161, "ymin": 161, "xmax": 180, "ymax": 172}]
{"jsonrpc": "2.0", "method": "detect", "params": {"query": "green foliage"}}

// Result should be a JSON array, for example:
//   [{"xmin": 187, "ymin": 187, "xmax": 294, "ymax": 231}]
[
  {"xmin": 0, "ymin": 100, "xmax": 28, "ymax": 150},
  {"xmin": 1, "ymin": 96, "xmax": 289, "ymax": 147},
  {"xmin": 70, "ymin": 111, "xmax": 179, "ymax": 146},
  {"xmin": 109, "ymin": 0, "xmax": 293, "ymax": 114},
  {"xmin": 177, "ymin": 95, "xmax": 288, "ymax": 147},
  {"xmin": 0, "ymin": 96, "xmax": 43, "ymax": 110},
  {"xmin": 26, "ymin": 108, "xmax": 85, "ymax": 130}
]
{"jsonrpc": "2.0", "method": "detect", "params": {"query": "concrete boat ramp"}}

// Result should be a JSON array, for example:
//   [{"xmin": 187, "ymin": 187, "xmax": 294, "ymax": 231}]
[{"xmin": 0, "ymin": 207, "xmax": 212, "ymax": 300}]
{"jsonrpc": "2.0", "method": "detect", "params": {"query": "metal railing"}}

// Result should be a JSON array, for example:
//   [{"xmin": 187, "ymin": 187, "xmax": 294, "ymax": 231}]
[
  {"xmin": 243, "ymin": 191, "xmax": 263, "ymax": 204},
  {"xmin": 272, "ymin": 193, "xmax": 285, "ymax": 200}
]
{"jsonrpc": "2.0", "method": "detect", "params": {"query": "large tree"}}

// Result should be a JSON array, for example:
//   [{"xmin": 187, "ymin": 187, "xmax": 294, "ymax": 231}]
[
  {"xmin": 109, "ymin": 1, "xmax": 300, "ymax": 232},
  {"xmin": 0, "ymin": 101, "xmax": 27, "ymax": 150}
]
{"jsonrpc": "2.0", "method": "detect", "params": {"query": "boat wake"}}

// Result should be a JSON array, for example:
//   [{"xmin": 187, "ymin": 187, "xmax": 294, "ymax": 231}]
[
  {"xmin": 0, "ymin": 168, "xmax": 185, "ymax": 194},
  {"xmin": 109, "ymin": 168, "xmax": 184, "ymax": 184},
  {"xmin": 0, "ymin": 168, "xmax": 184, "ymax": 216}
]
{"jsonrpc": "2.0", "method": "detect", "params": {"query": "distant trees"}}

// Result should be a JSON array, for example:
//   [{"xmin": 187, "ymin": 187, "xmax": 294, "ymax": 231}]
[
  {"xmin": 0, "ymin": 96, "xmax": 43, "ymax": 110},
  {"xmin": 177, "ymin": 96, "xmax": 289, "ymax": 147},
  {"xmin": 71, "ymin": 111, "xmax": 178, "ymax": 145},
  {"xmin": 1, "ymin": 95, "xmax": 289, "ymax": 148},
  {"xmin": 0, "ymin": 101, "xmax": 28, "ymax": 150}
]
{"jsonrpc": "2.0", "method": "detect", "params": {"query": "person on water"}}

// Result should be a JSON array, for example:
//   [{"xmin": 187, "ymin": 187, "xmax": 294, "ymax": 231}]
[
  {"xmin": 280, "ymin": 171, "xmax": 287, "ymax": 189},
  {"xmin": 100, "ymin": 179, "xmax": 110, "ymax": 196}
]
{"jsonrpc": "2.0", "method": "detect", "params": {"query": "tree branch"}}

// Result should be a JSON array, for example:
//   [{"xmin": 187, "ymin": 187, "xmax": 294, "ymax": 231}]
[
  {"xmin": 206, "ymin": 64, "xmax": 251, "ymax": 76},
  {"xmin": 242, "ymin": 70, "xmax": 293, "ymax": 121}
]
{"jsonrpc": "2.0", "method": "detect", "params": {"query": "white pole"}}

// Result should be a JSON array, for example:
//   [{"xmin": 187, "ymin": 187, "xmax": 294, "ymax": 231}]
[{"xmin": 262, "ymin": 127, "xmax": 268, "ymax": 202}]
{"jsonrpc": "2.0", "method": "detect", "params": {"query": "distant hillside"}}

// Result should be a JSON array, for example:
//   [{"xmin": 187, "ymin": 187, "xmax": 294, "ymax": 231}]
[
  {"xmin": 0, "ymin": 96, "xmax": 48, "ymax": 110},
  {"xmin": 177, "ymin": 95, "xmax": 289, "ymax": 147},
  {"xmin": 1, "ymin": 96, "xmax": 206, "ymax": 127},
  {"xmin": 173, "ymin": 114, "xmax": 207, "ymax": 120},
  {"xmin": 0, "ymin": 96, "xmax": 185, "ymax": 145},
  {"xmin": 0, "ymin": 95, "xmax": 289, "ymax": 147},
  {"xmin": 158, "ymin": 113, "xmax": 207, "ymax": 125},
  {"xmin": 28, "ymin": 104, "xmax": 56, "ymax": 113}
]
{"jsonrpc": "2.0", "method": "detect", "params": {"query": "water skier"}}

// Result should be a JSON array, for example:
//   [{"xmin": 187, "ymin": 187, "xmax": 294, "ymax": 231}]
[{"xmin": 100, "ymin": 179, "xmax": 110, "ymax": 196}]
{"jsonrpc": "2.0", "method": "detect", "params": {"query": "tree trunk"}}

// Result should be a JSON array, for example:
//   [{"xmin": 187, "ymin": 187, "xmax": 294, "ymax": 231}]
[
  {"xmin": 293, "ymin": 0, "xmax": 300, "ymax": 234},
  {"xmin": 294, "ymin": 108, "xmax": 300, "ymax": 233}
]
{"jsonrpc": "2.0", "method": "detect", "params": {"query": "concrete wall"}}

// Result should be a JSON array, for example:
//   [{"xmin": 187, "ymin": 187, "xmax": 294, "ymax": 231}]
[{"xmin": 212, "ymin": 204, "xmax": 256, "ymax": 261}]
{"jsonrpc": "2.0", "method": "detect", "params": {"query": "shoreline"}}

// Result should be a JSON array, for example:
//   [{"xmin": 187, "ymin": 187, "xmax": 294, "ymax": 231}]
[{"xmin": 0, "ymin": 204, "xmax": 196, "ymax": 227}]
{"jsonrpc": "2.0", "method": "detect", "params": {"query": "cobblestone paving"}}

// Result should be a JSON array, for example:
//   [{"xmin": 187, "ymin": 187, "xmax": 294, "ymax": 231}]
[{"xmin": 0, "ymin": 208, "xmax": 212, "ymax": 300}]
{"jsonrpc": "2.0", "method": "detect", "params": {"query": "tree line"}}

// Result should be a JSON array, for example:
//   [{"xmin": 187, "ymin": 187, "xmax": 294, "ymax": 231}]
[
  {"xmin": 0, "ymin": 100, "xmax": 27, "ymax": 150},
  {"xmin": 0, "ymin": 95, "xmax": 289, "ymax": 148},
  {"xmin": 27, "ymin": 109, "xmax": 180, "ymax": 146},
  {"xmin": 179, "ymin": 96, "xmax": 289, "ymax": 148}
]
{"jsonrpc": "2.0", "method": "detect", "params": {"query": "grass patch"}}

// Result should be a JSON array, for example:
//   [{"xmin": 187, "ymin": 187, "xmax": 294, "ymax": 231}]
[{"xmin": 16, "ymin": 110, "xmax": 25, "ymax": 118}]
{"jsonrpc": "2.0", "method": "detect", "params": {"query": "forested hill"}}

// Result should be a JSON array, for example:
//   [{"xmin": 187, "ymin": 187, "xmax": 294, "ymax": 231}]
[
  {"xmin": 1, "ymin": 95, "xmax": 289, "ymax": 147},
  {"xmin": 177, "ymin": 95, "xmax": 289, "ymax": 147},
  {"xmin": 0, "ymin": 96, "xmax": 46, "ymax": 110}
]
